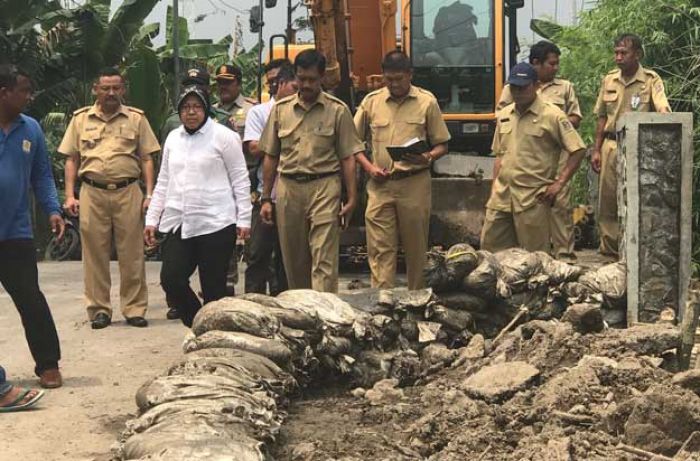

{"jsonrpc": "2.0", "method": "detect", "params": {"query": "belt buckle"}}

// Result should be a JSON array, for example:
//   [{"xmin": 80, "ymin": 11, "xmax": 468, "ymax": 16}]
[{"xmin": 107, "ymin": 183, "xmax": 117, "ymax": 190}]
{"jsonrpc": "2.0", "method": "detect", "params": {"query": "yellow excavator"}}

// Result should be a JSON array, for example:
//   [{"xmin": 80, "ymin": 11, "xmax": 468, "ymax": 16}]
[{"xmin": 275, "ymin": 0, "xmax": 524, "ymax": 259}]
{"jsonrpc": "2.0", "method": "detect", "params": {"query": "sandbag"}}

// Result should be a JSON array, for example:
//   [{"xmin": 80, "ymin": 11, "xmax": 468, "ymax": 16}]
[
  {"xmin": 316, "ymin": 334, "xmax": 353, "ymax": 357},
  {"xmin": 494, "ymin": 248, "xmax": 545, "ymax": 293},
  {"xmin": 353, "ymin": 314, "xmax": 401, "ymax": 349},
  {"xmin": 437, "ymin": 292, "xmax": 489, "ymax": 313},
  {"xmin": 183, "ymin": 348, "xmax": 290, "ymax": 382},
  {"xmin": 183, "ymin": 331, "xmax": 293, "ymax": 368},
  {"xmin": 237, "ymin": 293, "xmax": 320, "ymax": 330},
  {"xmin": 135, "ymin": 375, "xmax": 276, "ymax": 416},
  {"xmin": 121, "ymin": 414, "xmax": 266, "ymax": 461},
  {"xmin": 191, "ymin": 298, "xmax": 281, "ymax": 338},
  {"xmin": 276, "ymin": 290, "xmax": 365, "ymax": 335},
  {"xmin": 395, "ymin": 289, "xmax": 435, "ymax": 311},
  {"xmin": 425, "ymin": 304, "xmax": 473, "ymax": 332},
  {"xmin": 538, "ymin": 252, "xmax": 584, "ymax": 285},
  {"xmin": 462, "ymin": 251, "xmax": 500, "ymax": 297},
  {"xmin": 424, "ymin": 244, "xmax": 479, "ymax": 292},
  {"xmin": 424, "ymin": 251, "xmax": 451, "ymax": 291},
  {"xmin": 579, "ymin": 262, "xmax": 626, "ymax": 299},
  {"xmin": 169, "ymin": 353, "xmax": 297, "ymax": 397}
]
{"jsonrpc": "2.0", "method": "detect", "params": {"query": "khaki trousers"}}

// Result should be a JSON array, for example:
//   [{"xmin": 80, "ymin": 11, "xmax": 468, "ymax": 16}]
[
  {"xmin": 276, "ymin": 175, "xmax": 341, "ymax": 293},
  {"xmin": 365, "ymin": 170, "xmax": 431, "ymax": 290},
  {"xmin": 598, "ymin": 139, "xmax": 619, "ymax": 256},
  {"xmin": 79, "ymin": 181, "xmax": 147, "ymax": 320},
  {"xmin": 551, "ymin": 151, "xmax": 575, "ymax": 260},
  {"xmin": 481, "ymin": 203, "xmax": 552, "ymax": 253}
]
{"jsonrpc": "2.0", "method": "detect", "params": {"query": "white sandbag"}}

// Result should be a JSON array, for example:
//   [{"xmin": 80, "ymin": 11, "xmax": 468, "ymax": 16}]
[{"xmin": 238, "ymin": 293, "xmax": 320, "ymax": 330}]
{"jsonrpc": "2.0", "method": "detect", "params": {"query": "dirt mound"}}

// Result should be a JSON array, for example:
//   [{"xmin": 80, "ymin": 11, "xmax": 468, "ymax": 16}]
[{"xmin": 272, "ymin": 321, "xmax": 694, "ymax": 461}]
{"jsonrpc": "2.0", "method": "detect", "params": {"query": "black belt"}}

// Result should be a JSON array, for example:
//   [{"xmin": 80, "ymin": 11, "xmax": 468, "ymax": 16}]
[
  {"xmin": 280, "ymin": 171, "xmax": 337, "ymax": 183},
  {"xmin": 603, "ymin": 132, "xmax": 617, "ymax": 141},
  {"xmin": 388, "ymin": 168, "xmax": 429, "ymax": 181},
  {"xmin": 81, "ymin": 177, "xmax": 138, "ymax": 190}
]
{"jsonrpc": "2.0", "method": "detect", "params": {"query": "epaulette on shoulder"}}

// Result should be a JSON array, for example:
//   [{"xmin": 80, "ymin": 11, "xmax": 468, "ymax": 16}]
[
  {"xmin": 276, "ymin": 94, "xmax": 296, "ymax": 104},
  {"xmin": 364, "ymin": 88, "xmax": 384, "ymax": 99},
  {"xmin": 127, "ymin": 106, "xmax": 145, "ymax": 115},
  {"xmin": 323, "ymin": 92, "xmax": 348, "ymax": 106},
  {"xmin": 643, "ymin": 68, "xmax": 661, "ymax": 78},
  {"xmin": 73, "ymin": 106, "xmax": 90, "ymax": 115},
  {"xmin": 607, "ymin": 68, "xmax": 619, "ymax": 75}
]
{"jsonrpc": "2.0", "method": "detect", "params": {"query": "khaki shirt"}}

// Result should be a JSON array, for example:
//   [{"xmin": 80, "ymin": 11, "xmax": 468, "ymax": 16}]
[
  {"xmin": 488, "ymin": 95, "xmax": 586, "ymax": 212},
  {"xmin": 215, "ymin": 94, "xmax": 256, "ymax": 138},
  {"xmin": 354, "ymin": 85, "xmax": 451, "ymax": 172},
  {"xmin": 594, "ymin": 65, "xmax": 671, "ymax": 133},
  {"xmin": 258, "ymin": 92, "xmax": 364, "ymax": 175},
  {"xmin": 58, "ymin": 104, "xmax": 160, "ymax": 181},
  {"xmin": 498, "ymin": 78, "xmax": 582, "ymax": 119}
]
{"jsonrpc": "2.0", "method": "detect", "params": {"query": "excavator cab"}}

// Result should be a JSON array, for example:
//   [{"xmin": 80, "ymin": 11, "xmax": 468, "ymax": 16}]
[{"xmin": 404, "ymin": 0, "xmax": 507, "ymax": 153}]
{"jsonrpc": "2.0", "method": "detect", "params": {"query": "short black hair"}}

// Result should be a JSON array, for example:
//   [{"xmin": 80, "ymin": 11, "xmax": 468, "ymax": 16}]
[
  {"xmin": 266, "ymin": 58, "xmax": 291, "ymax": 73},
  {"xmin": 614, "ymin": 33, "xmax": 643, "ymax": 53},
  {"xmin": 529, "ymin": 41, "xmax": 561, "ymax": 64},
  {"xmin": 276, "ymin": 64, "xmax": 296, "ymax": 83},
  {"xmin": 96, "ymin": 67, "xmax": 124, "ymax": 82},
  {"xmin": 0, "ymin": 64, "xmax": 29, "ymax": 90},
  {"xmin": 381, "ymin": 50, "xmax": 412, "ymax": 73},
  {"xmin": 294, "ymin": 49, "xmax": 326, "ymax": 74}
]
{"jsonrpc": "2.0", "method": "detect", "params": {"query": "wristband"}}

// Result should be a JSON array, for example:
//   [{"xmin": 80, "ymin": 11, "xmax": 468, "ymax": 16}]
[{"xmin": 261, "ymin": 197, "xmax": 273, "ymax": 204}]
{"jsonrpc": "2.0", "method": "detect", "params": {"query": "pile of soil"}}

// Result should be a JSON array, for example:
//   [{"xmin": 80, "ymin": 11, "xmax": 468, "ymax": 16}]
[{"xmin": 272, "ymin": 322, "xmax": 700, "ymax": 461}]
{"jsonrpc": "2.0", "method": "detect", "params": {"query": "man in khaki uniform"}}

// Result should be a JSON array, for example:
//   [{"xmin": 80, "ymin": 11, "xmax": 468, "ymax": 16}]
[
  {"xmin": 59, "ymin": 68, "xmax": 160, "ymax": 329},
  {"xmin": 592, "ymin": 33, "xmax": 671, "ymax": 257},
  {"xmin": 213, "ymin": 63, "xmax": 257, "ymax": 295},
  {"xmin": 498, "ymin": 41, "xmax": 582, "ymax": 260},
  {"xmin": 258, "ymin": 50, "xmax": 364, "ymax": 293},
  {"xmin": 482, "ymin": 63, "xmax": 586, "ymax": 253},
  {"xmin": 354, "ymin": 50, "xmax": 450, "ymax": 290}
]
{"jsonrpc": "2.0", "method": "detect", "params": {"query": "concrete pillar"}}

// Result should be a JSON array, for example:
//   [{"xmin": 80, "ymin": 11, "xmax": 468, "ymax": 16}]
[{"xmin": 617, "ymin": 112, "xmax": 693, "ymax": 324}]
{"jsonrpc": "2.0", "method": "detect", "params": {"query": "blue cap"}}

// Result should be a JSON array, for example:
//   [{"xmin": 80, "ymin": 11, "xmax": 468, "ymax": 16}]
[{"xmin": 507, "ymin": 62, "xmax": 538, "ymax": 87}]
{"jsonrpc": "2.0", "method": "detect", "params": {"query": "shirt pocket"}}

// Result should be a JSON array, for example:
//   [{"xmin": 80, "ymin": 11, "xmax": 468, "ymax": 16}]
[
  {"xmin": 279, "ymin": 126, "xmax": 297, "ymax": 155},
  {"xmin": 117, "ymin": 128, "xmax": 137, "ymax": 153},
  {"xmin": 399, "ymin": 116, "xmax": 426, "ymax": 142},
  {"xmin": 80, "ymin": 129, "xmax": 103, "ymax": 151},
  {"xmin": 603, "ymin": 91, "xmax": 619, "ymax": 115},
  {"xmin": 308, "ymin": 123, "xmax": 336, "ymax": 155},
  {"xmin": 548, "ymin": 95, "xmax": 567, "ymax": 112},
  {"xmin": 370, "ymin": 119, "xmax": 391, "ymax": 143}
]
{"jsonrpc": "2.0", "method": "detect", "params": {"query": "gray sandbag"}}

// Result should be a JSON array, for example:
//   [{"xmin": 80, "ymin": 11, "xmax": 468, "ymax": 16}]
[
  {"xmin": 352, "ymin": 314, "xmax": 401, "ymax": 349},
  {"xmin": 191, "ymin": 298, "xmax": 281, "ymax": 338},
  {"xmin": 168, "ymin": 353, "xmax": 297, "ymax": 397},
  {"xmin": 462, "ymin": 251, "xmax": 500, "ymax": 297},
  {"xmin": 437, "ymin": 292, "xmax": 489, "ymax": 313},
  {"xmin": 238, "ymin": 292, "xmax": 320, "ymax": 330},
  {"xmin": 395, "ymin": 288, "xmax": 435, "ymax": 311},
  {"xmin": 184, "ymin": 348, "xmax": 291, "ymax": 382},
  {"xmin": 121, "ymin": 414, "xmax": 266, "ymax": 461},
  {"xmin": 424, "ymin": 251, "xmax": 451, "ymax": 291},
  {"xmin": 564, "ymin": 262, "xmax": 626, "ymax": 302},
  {"xmin": 493, "ymin": 248, "xmax": 544, "ymax": 294},
  {"xmin": 445, "ymin": 243, "xmax": 479, "ymax": 280},
  {"xmin": 316, "ymin": 334, "xmax": 353, "ymax": 357},
  {"xmin": 424, "ymin": 244, "xmax": 479, "ymax": 292},
  {"xmin": 183, "ymin": 331, "xmax": 293, "ymax": 368},
  {"xmin": 276, "ymin": 289, "xmax": 366, "ymax": 336},
  {"xmin": 135, "ymin": 374, "xmax": 275, "ymax": 413},
  {"xmin": 425, "ymin": 304, "xmax": 473, "ymax": 332},
  {"xmin": 538, "ymin": 252, "xmax": 584, "ymax": 285}
]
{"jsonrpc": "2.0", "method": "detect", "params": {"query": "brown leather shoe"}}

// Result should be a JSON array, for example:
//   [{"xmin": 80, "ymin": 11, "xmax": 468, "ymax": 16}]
[{"xmin": 39, "ymin": 368, "xmax": 62, "ymax": 389}]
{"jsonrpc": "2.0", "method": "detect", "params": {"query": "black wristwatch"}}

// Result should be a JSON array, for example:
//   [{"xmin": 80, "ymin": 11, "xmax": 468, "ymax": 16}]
[{"xmin": 260, "ymin": 196, "xmax": 273, "ymax": 205}]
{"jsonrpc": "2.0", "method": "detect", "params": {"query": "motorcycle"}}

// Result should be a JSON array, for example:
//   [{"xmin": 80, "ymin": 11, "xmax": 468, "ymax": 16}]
[{"xmin": 44, "ymin": 213, "xmax": 163, "ymax": 261}]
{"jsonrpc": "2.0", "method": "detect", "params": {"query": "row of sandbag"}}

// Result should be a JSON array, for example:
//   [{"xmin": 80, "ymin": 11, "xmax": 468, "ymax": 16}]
[
  {"xmin": 424, "ymin": 245, "xmax": 627, "ymax": 328},
  {"xmin": 117, "ymin": 290, "xmax": 411, "ymax": 459}
]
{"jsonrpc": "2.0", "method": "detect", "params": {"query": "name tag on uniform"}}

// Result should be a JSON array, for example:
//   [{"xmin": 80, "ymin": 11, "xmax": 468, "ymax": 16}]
[{"xmin": 22, "ymin": 139, "xmax": 31, "ymax": 153}]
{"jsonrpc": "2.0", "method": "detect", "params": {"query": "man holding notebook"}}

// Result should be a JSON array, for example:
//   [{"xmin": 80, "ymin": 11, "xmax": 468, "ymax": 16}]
[{"xmin": 354, "ymin": 50, "xmax": 450, "ymax": 290}]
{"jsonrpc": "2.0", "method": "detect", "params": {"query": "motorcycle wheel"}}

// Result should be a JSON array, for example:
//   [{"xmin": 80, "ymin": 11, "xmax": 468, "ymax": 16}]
[{"xmin": 45, "ymin": 227, "xmax": 81, "ymax": 261}]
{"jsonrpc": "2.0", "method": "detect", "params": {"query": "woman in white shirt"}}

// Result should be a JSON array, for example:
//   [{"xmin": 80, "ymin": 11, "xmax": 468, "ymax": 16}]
[{"xmin": 144, "ymin": 86, "xmax": 251, "ymax": 327}]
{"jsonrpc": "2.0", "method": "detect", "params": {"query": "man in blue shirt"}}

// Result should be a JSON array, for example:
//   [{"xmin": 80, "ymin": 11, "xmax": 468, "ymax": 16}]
[{"xmin": 0, "ymin": 64, "xmax": 65, "ymax": 389}]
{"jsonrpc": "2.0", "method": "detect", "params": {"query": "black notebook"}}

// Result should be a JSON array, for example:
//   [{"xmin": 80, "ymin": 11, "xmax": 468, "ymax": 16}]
[{"xmin": 386, "ymin": 137, "xmax": 430, "ymax": 162}]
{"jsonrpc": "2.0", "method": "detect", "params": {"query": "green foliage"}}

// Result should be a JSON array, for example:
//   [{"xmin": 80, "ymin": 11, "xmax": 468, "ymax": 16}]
[{"xmin": 532, "ymin": 0, "xmax": 700, "ymax": 270}]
